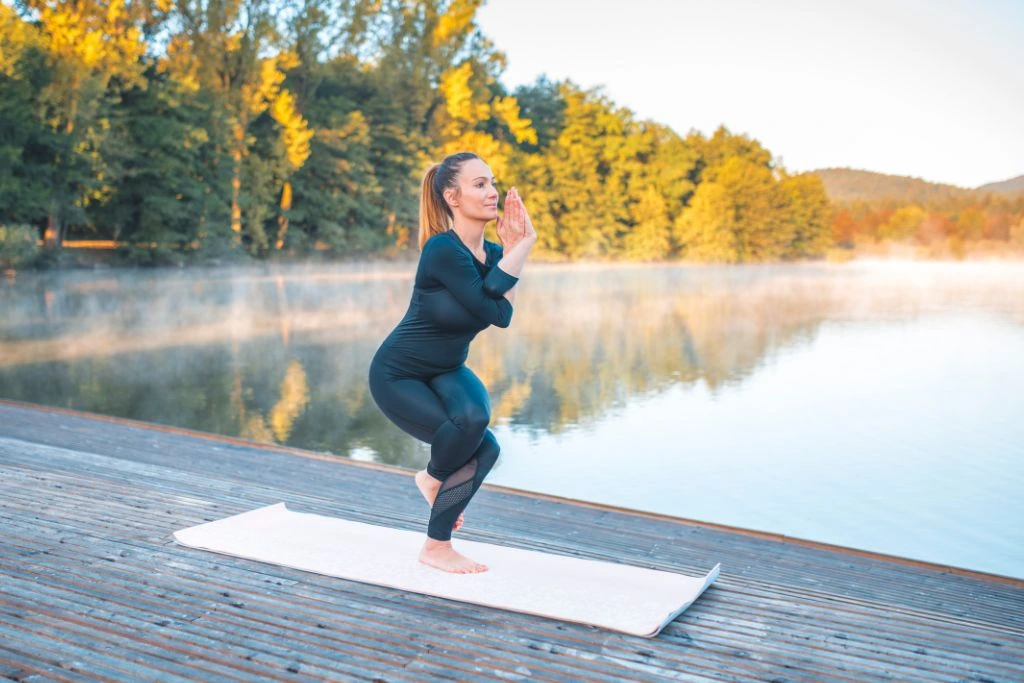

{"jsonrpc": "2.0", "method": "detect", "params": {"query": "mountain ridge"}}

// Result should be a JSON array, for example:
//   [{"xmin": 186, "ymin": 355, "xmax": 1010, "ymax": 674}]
[{"xmin": 811, "ymin": 168, "xmax": 1024, "ymax": 202}]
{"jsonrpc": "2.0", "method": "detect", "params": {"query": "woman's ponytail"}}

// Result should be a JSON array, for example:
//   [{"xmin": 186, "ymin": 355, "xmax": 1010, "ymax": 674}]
[
  {"xmin": 417, "ymin": 152, "xmax": 480, "ymax": 250},
  {"xmin": 418, "ymin": 163, "xmax": 450, "ymax": 250}
]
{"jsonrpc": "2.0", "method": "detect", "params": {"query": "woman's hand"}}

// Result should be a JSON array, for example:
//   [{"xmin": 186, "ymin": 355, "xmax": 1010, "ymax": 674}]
[
  {"xmin": 495, "ymin": 189, "xmax": 521, "ymax": 249},
  {"xmin": 510, "ymin": 187, "xmax": 537, "ymax": 242},
  {"xmin": 496, "ymin": 187, "xmax": 536, "ymax": 249},
  {"xmin": 495, "ymin": 196, "xmax": 515, "ymax": 250}
]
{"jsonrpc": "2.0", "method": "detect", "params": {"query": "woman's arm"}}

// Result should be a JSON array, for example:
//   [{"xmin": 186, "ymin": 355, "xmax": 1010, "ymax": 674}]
[
  {"xmin": 423, "ymin": 237, "xmax": 517, "ymax": 328},
  {"xmin": 493, "ymin": 186, "xmax": 537, "ymax": 306},
  {"xmin": 494, "ymin": 235, "xmax": 536, "ymax": 305}
]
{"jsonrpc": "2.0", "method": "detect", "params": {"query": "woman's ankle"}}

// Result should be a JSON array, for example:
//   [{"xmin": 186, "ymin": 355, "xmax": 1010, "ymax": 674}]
[{"xmin": 420, "ymin": 468, "xmax": 444, "ymax": 484}]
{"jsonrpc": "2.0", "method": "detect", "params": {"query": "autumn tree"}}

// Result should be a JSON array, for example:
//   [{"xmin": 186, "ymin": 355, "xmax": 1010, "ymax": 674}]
[
  {"xmin": 877, "ymin": 204, "xmax": 926, "ymax": 241},
  {"xmin": 675, "ymin": 154, "xmax": 791, "ymax": 263},
  {"xmin": 12, "ymin": 0, "xmax": 155, "ymax": 248},
  {"xmin": 161, "ymin": 0, "xmax": 313, "ymax": 254},
  {"xmin": 779, "ymin": 172, "xmax": 833, "ymax": 259}
]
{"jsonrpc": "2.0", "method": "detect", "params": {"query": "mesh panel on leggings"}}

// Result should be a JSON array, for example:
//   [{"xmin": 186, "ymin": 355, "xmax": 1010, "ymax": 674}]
[{"xmin": 433, "ymin": 480, "xmax": 474, "ymax": 512}]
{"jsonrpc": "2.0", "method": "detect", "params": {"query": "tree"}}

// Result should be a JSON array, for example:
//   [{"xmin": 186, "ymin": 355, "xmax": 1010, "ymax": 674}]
[
  {"xmin": 674, "ymin": 180, "xmax": 739, "ymax": 262},
  {"xmin": 14, "ymin": 0, "xmax": 152, "ymax": 247},
  {"xmin": 877, "ymin": 204, "xmax": 926, "ymax": 242},
  {"xmin": 675, "ymin": 157, "xmax": 791, "ymax": 262},
  {"xmin": 163, "ymin": 0, "xmax": 312, "ymax": 254},
  {"xmin": 695, "ymin": 125, "xmax": 774, "ymax": 183},
  {"xmin": 90, "ymin": 62, "xmax": 222, "ymax": 262},
  {"xmin": 954, "ymin": 207, "xmax": 985, "ymax": 241},
  {"xmin": 780, "ymin": 172, "xmax": 832, "ymax": 259},
  {"xmin": 512, "ymin": 75, "xmax": 565, "ymax": 152},
  {"xmin": 0, "ymin": 4, "xmax": 51, "ymax": 227}
]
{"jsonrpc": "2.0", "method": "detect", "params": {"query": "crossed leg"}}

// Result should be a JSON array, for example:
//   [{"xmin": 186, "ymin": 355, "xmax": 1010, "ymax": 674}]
[{"xmin": 368, "ymin": 361, "xmax": 502, "ymax": 572}]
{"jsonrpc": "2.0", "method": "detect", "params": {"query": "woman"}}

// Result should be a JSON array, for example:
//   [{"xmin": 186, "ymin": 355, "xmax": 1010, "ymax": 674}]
[{"xmin": 368, "ymin": 152, "xmax": 537, "ymax": 574}]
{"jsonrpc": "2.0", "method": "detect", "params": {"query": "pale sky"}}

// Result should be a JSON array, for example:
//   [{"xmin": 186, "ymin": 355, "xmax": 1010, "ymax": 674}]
[{"xmin": 476, "ymin": 0, "xmax": 1024, "ymax": 188}]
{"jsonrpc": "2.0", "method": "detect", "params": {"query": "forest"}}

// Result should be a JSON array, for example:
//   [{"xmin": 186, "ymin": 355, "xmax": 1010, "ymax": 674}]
[{"xmin": 1, "ymin": 0, "xmax": 1021, "ymax": 269}]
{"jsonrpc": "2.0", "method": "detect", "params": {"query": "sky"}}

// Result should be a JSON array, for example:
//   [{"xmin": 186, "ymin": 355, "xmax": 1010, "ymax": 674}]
[{"xmin": 475, "ymin": 0, "xmax": 1024, "ymax": 189}]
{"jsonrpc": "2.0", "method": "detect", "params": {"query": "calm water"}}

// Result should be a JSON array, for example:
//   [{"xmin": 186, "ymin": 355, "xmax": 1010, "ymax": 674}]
[{"xmin": 2, "ymin": 259, "xmax": 1022, "ymax": 579}]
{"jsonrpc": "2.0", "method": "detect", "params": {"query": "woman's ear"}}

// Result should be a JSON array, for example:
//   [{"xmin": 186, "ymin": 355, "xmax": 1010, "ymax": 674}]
[{"xmin": 443, "ymin": 187, "xmax": 459, "ymax": 208}]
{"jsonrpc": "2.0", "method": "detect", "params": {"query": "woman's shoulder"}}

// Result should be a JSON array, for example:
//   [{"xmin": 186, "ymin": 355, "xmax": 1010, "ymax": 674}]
[{"xmin": 422, "ymin": 229, "xmax": 456, "ymax": 253}]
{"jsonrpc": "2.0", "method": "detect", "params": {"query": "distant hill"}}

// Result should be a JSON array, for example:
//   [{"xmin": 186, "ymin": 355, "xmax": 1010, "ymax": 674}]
[
  {"xmin": 977, "ymin": 175, "xmax": 1024, "ymax": 195},
  {"xmin": 812, "ymin": 168, "xmax": 1024, "ymax": 203},
  {"xmin": 812, "ymin": 168, "xmax": 969, "ymax": 202}
]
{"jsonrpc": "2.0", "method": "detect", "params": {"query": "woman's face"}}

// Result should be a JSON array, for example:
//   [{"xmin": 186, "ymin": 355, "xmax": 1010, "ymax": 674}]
[{"xmin": 446, "ymin": 158, "xmax": 499, "ymax": 223}]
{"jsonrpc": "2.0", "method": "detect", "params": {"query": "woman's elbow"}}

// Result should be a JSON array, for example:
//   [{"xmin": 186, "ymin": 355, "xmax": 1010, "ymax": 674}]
[{"xmin": 494, "ymin": 304, "xmax": 514, "ymax": 328}]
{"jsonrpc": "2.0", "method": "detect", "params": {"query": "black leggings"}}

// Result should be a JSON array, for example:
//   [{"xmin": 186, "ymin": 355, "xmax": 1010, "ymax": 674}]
[{"xmin": 368, "ymin": 357, "xmax": 500, "ymax": 541}]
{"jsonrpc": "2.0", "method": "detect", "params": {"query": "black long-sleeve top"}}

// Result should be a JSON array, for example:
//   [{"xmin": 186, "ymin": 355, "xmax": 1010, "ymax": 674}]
[{"xmin": 372, "ymin": 229, "xmax": 520, "ymax": 377}]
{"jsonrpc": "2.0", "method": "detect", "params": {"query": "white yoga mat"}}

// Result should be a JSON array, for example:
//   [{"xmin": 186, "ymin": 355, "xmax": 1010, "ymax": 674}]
[{"xmin": 172, "ymin": 502, "xmax": 720, "ymax": 638}]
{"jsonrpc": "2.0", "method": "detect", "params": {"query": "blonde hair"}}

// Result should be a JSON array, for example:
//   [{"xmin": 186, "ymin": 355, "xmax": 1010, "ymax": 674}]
[{"xmin": 418, "ymin": 152, "xmax": 480, "ymax": 250}]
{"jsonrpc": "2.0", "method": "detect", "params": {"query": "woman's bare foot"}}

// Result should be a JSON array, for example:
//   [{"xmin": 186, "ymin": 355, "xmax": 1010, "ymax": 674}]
[
  {"xmin": 418, "ymin": 538, "xmax": 488, "ymax": 574},
  {"xmin": 415, "ymin": 469, "xmax": 464, "ymax": 531}
]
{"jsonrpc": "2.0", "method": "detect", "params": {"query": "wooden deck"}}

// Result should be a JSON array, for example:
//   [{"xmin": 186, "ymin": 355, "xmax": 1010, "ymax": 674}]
[{"xmin": 0, "ymin": 397, "xmax": 1021, "ymax": 682}]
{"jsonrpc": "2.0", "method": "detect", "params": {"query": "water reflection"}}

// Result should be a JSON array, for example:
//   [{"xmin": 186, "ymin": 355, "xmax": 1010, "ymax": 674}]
[{"xmin": 1, "ymin": 260, "xmax": 1023, "ymax": 577}]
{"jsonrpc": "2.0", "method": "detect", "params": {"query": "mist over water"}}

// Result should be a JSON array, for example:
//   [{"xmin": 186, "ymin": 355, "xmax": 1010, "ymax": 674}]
[{"xmin": 2, "ymin": 259, "xmax": 1022, "ymax": 579}]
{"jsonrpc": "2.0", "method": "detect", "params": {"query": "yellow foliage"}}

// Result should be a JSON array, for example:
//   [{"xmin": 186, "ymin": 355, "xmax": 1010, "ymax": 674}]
[
  {"xmin": 442, "ymin": 130, "xmax": 508, "ymax": 177},
  {"xmin": 160, "ymin": 35, "xmax": 201, "ymax": 92},
  {"xmin": 878, "ymin": 204, "xmax": 926, "ymax": 242},
  {"xmin": 36, "ymin": 0, "xmax": 146, "ymax": 87},
  {"xmin": 0, "ymin": 5, "xmax": 42, "ymax": 77},
  {"xmin": 436, "ymin": 63, "xmax": 540, "ymax": 177},
  {"xmin": 247, "ymin": 57, "xmax": 287, "ymax": 116},
  {"xmin": 491, "ymin": 96, "xmax": 538, "ymax": 145},
  {"xmin": 440, "ymin": 62, "xmax": 489, "ymax": 124},
  {"xmin": 270, "ymin": 89, "xmax": 313, "ymax": 171},
  {"xmin": 1010, "ymin": 218, "xmax": 1024, "ymax": 246},
  {"xmin": 674, "ymin": 181, "xmax": 740, "ymax": 262},
  {"xmin": 280, "ymin": 181, "xmax": 293, "ymax": 211},
  {"xmin": 432, "ymin": 0, "xmax": 482, "ymax": 49}
]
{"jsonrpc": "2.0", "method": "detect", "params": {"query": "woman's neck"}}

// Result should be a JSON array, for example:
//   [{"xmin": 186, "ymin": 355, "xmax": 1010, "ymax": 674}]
[{"xmin": 450, "ymin": 218, "xmax": 485, "ymax": 251}]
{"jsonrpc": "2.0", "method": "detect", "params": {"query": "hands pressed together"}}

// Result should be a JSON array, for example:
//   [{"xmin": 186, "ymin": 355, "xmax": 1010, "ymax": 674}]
[{"xmin": 495, "ymin": 187, "xmax": 537, "ymax": 250}]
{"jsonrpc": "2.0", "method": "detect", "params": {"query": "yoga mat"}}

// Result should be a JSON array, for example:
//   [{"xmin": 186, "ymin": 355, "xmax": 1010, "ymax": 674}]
[{"xmin": 172, "ymin": 502, "xmax": 720, "ymax": 638}]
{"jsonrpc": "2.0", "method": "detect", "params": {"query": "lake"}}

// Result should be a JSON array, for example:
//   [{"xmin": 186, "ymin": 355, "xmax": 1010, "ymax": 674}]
[{"xmin": 2, "ymin": 258, "xmax": 1022, "ymax": 579}]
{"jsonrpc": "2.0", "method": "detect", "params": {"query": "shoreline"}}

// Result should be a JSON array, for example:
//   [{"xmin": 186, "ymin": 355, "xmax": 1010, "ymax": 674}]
[{"xmin": 5, "ymin": 242, "xmax": 1024, "ymax": 276}]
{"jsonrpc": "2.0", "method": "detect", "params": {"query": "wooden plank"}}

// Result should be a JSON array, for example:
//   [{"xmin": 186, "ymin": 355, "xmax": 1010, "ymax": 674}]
[
  {"xmin": 1, "ymin": 400, "xmax": 1022, "ymax": 683},
  {"xmin": 4, "ymin": 495, "xmax": 1020, "ymax": 672},
  {"xmin": 0, "ymin": 479, "xmax": 1011, "ymax": 679},
  {"xmin": 0, "ymin": 550, "xmax": 715, "ymax": 683},
  {"xmin": 3, "ymin": 433, "xmax": 1019, "ymax": 633}
]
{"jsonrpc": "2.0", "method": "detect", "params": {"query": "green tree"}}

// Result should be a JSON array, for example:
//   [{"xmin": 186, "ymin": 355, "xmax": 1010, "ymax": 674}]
[
  {"xmin": 0, "ymin": 4, "xmax": 51, "ymax": 227},
  {"xmin": 522, "ymin": 82, "xmax": 633, "ymax": 259},
  {"xmin": 14, "ymin": 0, "xmax": 152, "ymax": 247},
  {"xmin": 512, "ymin": 75, "xmax": 565, "ymax": 152},
  {"xmin": 163, "ymin": 0, "xmax": 310, "ymax": 254},
  {"xmin": 90, "ymin": 63, "xmax": 224, "ymax": 263}
]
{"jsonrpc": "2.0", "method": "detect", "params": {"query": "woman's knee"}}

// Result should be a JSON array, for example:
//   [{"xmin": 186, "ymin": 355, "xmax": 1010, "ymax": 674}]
[
  {"xmin": 476, "ymin": 429, "xmax": 501, "ymax": 469},
  {"xmin": 450, "ymin": 403, "xmax": 490, "ymax": 435},
  {"xmin": 479, "ymin": 428, "xmax": 500, "ymax": 456}
]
